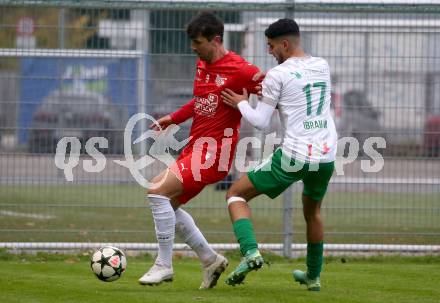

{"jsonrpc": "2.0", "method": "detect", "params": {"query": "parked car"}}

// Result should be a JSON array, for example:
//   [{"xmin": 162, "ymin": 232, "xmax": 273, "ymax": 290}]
[
  {"xmin": 28, "ymin": 89, "xmax": 128, "ymax": 154},
  {"xmin": 337, "ymin": 90, "xmax": 386, "ymax": 156},
  {"xmin": 423, "ymin": 115, "xmax": 440, "ymax": 157}
]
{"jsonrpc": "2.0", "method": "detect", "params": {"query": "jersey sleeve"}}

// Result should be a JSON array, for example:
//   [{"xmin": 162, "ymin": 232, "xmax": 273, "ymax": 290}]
[
  {"xmin": 237, "ymin": 100, "xmax": 275, "ymax": 130},
  {"xmin": 170, "ymin": 98, "xmax": 195, "ymax": 124},
  {"xmin": 261, "ymin": 69, "xmax": 282, "ymax": 107},
  {"xmin": 239, "ymin": 64, "xmax": 263, "ymax": 95}
]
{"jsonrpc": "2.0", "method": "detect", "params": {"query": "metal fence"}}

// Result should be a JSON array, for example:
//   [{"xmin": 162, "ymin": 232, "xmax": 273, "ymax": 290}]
[{"xmin": 0, "ymin": 0, "xmax": 439, "ymax": 256}]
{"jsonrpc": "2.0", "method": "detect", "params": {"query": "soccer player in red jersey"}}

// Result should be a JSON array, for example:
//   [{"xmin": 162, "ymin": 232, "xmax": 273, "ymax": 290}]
[{"xmin": 138, "ymin": 12, "xmax": 262, "ymax": 289}]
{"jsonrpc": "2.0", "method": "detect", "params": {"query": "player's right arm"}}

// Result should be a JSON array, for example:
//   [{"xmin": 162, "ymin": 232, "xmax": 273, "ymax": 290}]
[
  {"xmin": 170, "ymin": 98, "xmax": 195, "ymax": 124},
  {"xmin": 149, "ymin": 98, "xmax": 195, "ymax": 130}
]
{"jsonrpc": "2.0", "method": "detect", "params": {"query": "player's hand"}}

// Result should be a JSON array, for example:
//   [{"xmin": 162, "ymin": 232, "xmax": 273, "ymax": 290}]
[
  {"xmin": 252, "ymin": 71, "xmax": 265, "ymax": 82},
  {"xmin": 252, "ymin": 71, "xmax": 265, "ymax": 98},
  {"xmin": 255, "ymin": 85, "xmax": 262, "ymax": 98},
  {"xmin": 149, "ymin": 114, "xmax": 173, "ymax": 131},
  {"xmin": 221, "ymin": 88, "xmax": 248, "ymax": 108}
]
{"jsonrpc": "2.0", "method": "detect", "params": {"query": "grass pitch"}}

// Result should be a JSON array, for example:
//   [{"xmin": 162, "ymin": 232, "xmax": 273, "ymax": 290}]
[
  {"xmin": 0, "ymin": 251, "xmax": 439, "ymax": 303},
  {"xmin": 1, "ymin": 184, "xmax": 439, "ymax": 244}
]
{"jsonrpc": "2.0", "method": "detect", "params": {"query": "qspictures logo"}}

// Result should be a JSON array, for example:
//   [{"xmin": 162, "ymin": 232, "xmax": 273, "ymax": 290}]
[{"xmin": 55, "ymin": 113, "xmax": 386, "ymax": 189}]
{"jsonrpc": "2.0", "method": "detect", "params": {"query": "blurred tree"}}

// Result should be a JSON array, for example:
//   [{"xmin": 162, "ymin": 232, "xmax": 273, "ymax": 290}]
[
  {"xmin": 0, "ymin": 6, "xmax": 139, "ymax": 72},
  {"xmin": 0, "ymin": 7, "xmax": 98, "ymax": 69},
  {"xmin": 0, "ymin": 7, "xmax": 99, "ymax": 49}
]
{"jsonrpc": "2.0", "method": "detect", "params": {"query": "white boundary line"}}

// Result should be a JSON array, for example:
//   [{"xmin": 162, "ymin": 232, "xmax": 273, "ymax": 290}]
[
  {"xmin": 0, "ymin": 211, "xmax": 55, "ymax": 220},
  {"xmin": 0, "ymin": 48, "xmax": 142, "ymax": 58},
  {"xmin": 1, "ymin": 242, "xmax": 439, "ymax": 253}
]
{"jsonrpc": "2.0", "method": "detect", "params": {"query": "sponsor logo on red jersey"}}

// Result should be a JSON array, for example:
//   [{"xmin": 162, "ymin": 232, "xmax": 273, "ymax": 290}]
[{"xmin": 194, "ymin": 93, "xmax": 218, "ymax": 117}]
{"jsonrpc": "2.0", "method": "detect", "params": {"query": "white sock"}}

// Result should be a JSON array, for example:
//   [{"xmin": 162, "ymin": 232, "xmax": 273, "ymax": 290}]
[
  {"xmin": 175, "ymin": 208, "xmax": 217, "ymax": 267},
  {"xmin": 148, "ymin": 194, "xmax": 175, "ymax": 268}
]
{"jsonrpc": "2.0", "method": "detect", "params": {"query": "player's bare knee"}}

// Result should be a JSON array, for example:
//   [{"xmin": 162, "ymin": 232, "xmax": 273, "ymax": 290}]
[
  {"xmin": 147, "ymin": 171, "xmax": 176, "ymax": 197},
  {"xmin": 225, "ymin": 186, "xmax": 247, "ymax": 205},
  {"xmin": 226, "ymin": 189, "xmax": 238, "ymax": 201},
  {"xmin": 226, "ymin": 182, "xmax": 242, "ymax": 199},
  {"xmin": 147, "ymin": 186, "xmax": 161, "ymax": 196},
  {"xmin": 304, "ymin": 211, "xmax": 321, "ymax": 223},
  {"xmin": 147, "ymin": 180, "xmax": 168, "ymax": 196}
]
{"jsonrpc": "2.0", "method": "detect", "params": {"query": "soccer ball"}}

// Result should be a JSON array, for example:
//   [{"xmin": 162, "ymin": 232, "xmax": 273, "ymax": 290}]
[{"xmin": 90, "ymin": 246, "xmax": 127, "ymax": 282}]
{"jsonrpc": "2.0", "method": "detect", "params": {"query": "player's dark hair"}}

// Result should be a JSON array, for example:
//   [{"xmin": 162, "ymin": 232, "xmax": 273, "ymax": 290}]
[
  {"xmin": 264, "ymin": 18, "xmax": 300, "ymax": 39},
  {"xmin": 186, "ymin": 12, "xmax": 224, "ymax": 42}
]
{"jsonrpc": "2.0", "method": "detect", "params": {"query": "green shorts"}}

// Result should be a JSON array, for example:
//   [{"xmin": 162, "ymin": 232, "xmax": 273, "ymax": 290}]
[{"xmin": 248, "ymin": 148, "xmax": 334, "ymax": 201}]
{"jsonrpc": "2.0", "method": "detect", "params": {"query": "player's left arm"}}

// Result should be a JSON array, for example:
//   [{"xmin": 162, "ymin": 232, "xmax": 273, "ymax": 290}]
[
  {"xmin": 221, "ymin": 68, "xmax": 280, "ymax": 130},
  {"xmin": 241, "ymin": 64, "xmax": 265, "ymax": 95}
]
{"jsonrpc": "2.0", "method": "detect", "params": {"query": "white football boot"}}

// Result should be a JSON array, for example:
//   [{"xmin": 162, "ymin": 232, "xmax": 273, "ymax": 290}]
[
  {"xmin": 199, "ymin": 254, "xmax": 229, "ymax": 289},
  {"xmin": 138, "ymin": 264, "xmax": 174, "ymax": 285}
]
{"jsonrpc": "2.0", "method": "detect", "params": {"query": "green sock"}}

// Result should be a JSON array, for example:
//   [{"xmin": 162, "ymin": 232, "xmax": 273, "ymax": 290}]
[
  {"xmin": 233, "ymin": 218, "xmax": 258, "ymax": 256},
  {"xmin": 306, "ymin": 242, "xmax": 323, "ymax": 280}
]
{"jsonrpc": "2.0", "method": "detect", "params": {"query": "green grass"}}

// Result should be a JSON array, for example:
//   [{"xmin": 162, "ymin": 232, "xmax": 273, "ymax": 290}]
[
  {"xmin": 1, "ymin": 251, "xmax": 439, "ymax": 303},
  {"xmin": 0, "ymin": 184, "xmax": 439, "ymax": 244}
]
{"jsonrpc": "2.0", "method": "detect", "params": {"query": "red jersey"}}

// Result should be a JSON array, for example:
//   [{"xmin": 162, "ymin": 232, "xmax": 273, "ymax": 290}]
[{"xmin": 170, "ymin": 51, "xmax": 260, "ymax": 167}]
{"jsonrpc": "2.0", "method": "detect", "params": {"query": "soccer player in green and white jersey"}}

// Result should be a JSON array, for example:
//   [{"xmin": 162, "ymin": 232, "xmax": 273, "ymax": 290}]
[{"xmin": 221, "ymin": 18, "xmax": 337, "ymax": 291}]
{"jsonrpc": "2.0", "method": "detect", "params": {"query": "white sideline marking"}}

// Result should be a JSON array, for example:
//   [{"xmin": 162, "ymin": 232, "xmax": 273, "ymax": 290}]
[
  {"xmin": 0, "ymin": 242, "xmax": 438, "ymax": 253},
  {"xmin": 0, "ymin": 210, "xmax": 55, "ymax": 220}
]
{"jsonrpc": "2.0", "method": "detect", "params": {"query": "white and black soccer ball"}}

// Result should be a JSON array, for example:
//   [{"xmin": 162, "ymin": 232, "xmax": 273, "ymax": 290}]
[{"xmin": 90, "ymin": 246, "xmax": 127, "ymax": 282}]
